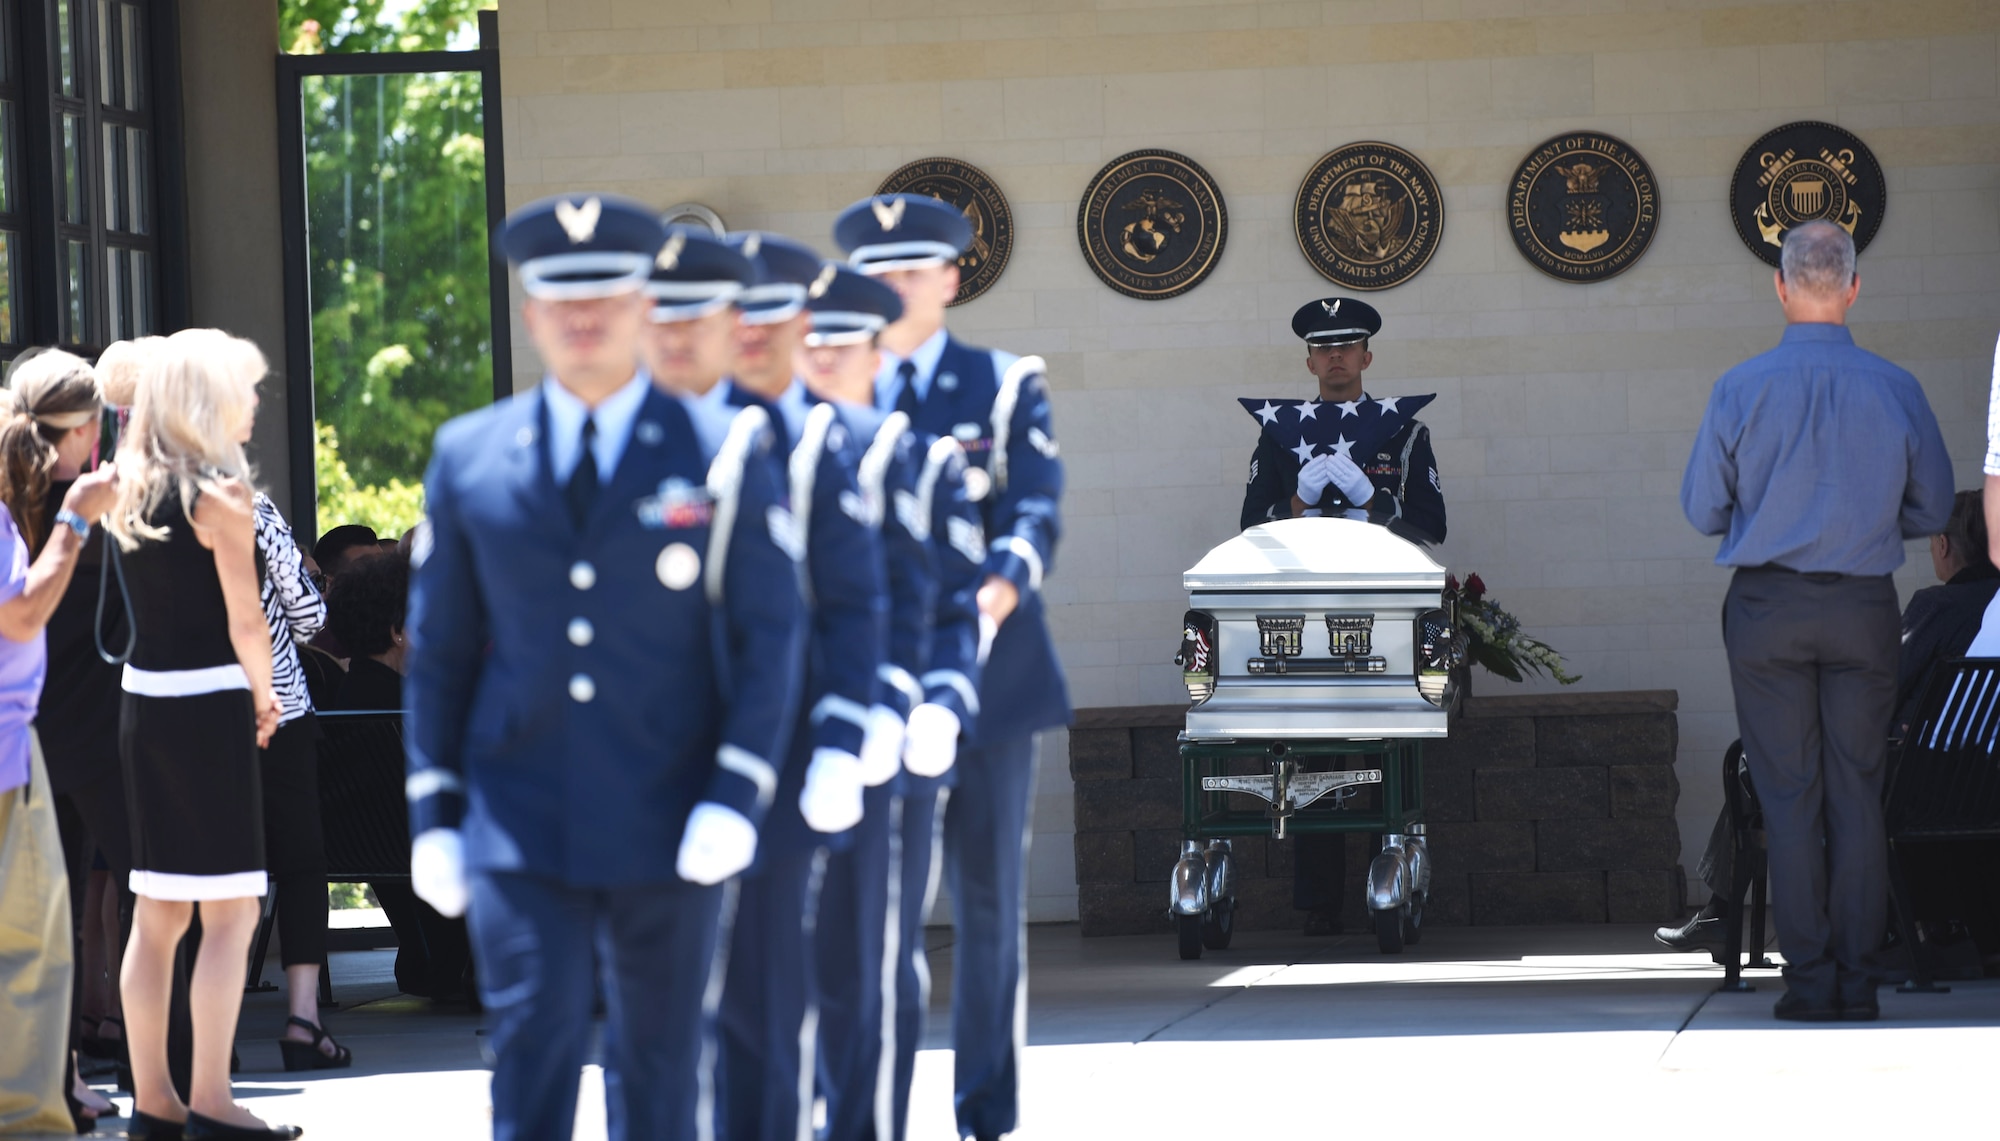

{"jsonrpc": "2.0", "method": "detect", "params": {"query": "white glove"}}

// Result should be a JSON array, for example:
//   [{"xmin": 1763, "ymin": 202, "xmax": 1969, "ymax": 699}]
[
  {"xmin": 859, "ymin": 705, "xmax": 906, "ymax": 787},
  {"xmin": 676, "ymin": 802, "xmax": 758, "ymax": 885},
  {"xmin": 903, "ymin": 703, "xmax": 961, "ymax": 778},
  {"xmin": 1324, "ymin": 452, "xmax": 1375, "ymax": 507},
  {"xmin": 799, "ymin": 748, "xmax": 866, "ymax": 833},
  {"xmin": 1294, "ymin": 454, "xmax": 1337, "ymax": 506},
  {"xmin": 410, "ymin": 828, "xmax": 469, "ymax": 919}
]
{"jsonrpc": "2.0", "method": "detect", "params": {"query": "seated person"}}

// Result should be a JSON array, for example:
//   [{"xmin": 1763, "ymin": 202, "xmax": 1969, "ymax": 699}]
[
  {"xmin": 324, "ymin": 554, "xmax": 474, "ymax": 1001},
  {"xmin": 309, "ymin": 524, "xmax": 381, "ymax": 660},
  {"xmin": 1659, "ymin": 488, "xmax": 1998, "ymax": 952}
]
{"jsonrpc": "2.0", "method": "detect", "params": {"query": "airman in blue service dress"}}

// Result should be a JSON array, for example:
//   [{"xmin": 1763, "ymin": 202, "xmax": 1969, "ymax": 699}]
[
  {"xmin": 404, "ymin": 196, "xmax": 804, "ymax": 1141},
  {"xmin": 682, "ymin": 231, "xmax": 890, "ymax": 1141},
  {"xmin": 798, "ymin": 265, "xmax": 988, "ymax": 1141},
  {"xmin": 1238, "ymin": 298, "xmax": 1446, "ymax": 937},
  {"xmin": 839, "ymin": 193, "xmax": 1070, "ymax": 1141}
]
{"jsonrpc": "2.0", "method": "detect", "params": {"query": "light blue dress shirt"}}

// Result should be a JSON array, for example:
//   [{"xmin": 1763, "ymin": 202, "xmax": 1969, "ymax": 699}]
[
  {"xmin": 872, "ymin": 328, "xmax": 948, "ymax": 413},
  {"xmin": 1681, "ymin": 323, "xmax": 1955, "ymax": 576},
  {"xmin": 542, "ymin": 369, "xmax": 652, "ymax": 485}
]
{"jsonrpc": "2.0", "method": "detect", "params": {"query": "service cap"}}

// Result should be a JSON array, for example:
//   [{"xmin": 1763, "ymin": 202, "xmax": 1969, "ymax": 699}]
[
  {"xmin": 725, "ymin": 231, "xmax": 825, "ymax": 326},
  {"xmin": 803, "ymin": 265, "xmax": 904, "ymax": 347},
  {"xmin": 646, "ymin": 225, "xmax": 755, "ymax": 323},
  {"xmin": 498, "ymin": 193, "xmax": 665, "ymax": 301},
  {"xmin": 834, "ymin": 194, "xmax": 971, "ymax": 274},
  {"xmin": 1292, "ymin": 297, "xmax": 1381, "ymax": 346}
]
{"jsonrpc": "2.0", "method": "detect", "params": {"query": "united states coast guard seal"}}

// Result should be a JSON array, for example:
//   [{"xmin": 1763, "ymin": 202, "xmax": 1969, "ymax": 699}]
[
  {"xmin": 1730, "ymin": 121, "xmax": 1885, "ymax": 267},
  {"xmin": 876, "ymin": 157, "xmax": 1014, "ymax": 306},
  {"xmin": 1507, "ymin": 132, "xmax": 1660, "ymax": 282},
  {"xmin": 1294, "ymin": 142, "xmax": 1443, "ymax": 292},
  {"xmin": 1076, "ymin": 149, "xmax": 1227, "ymax": 301}
]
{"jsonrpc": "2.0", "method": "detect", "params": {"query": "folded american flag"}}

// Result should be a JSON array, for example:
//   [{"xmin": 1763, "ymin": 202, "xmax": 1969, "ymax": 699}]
[{"xmin": 1238, "ymin": 394, "xmax": 1436, "ymax": 465}]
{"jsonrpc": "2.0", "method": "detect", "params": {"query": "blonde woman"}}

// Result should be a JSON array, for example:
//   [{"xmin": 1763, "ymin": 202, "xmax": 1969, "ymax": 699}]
[{"xmin": 103, "ymin": 329, "xmax": 297, "ymax": 1141}]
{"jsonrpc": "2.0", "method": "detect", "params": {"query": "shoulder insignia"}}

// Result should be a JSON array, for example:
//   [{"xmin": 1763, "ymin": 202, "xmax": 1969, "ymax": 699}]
[
  {"xmin": 1027, "ymin": 425, "xmax": 1060, "ymax": 459},
  {"xmin": 946, "ymin": 515, "xmax": 987, "ymax": 564},
  {"xmin": 1247, "ymin": 458, "xmax": 1258, "ymax": 485}
]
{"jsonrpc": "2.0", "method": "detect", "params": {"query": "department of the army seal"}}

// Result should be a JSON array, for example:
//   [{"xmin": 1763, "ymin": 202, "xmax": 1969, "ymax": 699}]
[
  {"xmin": 1506, "ymin": 132, "xmax": 1660, "ymax": 282},
  {"xmin": 1293, "ymin": 142, "xmax": 1443, "ymax": 292},
  {"xmin": 876, "ymin": 157, "xmax": 1014, "ymax": 306},
  {"xmin": 1730, "ymin": 121, "xmax": 1885, "ymax": 267},
  {"xmin": 1076, "ymin": 149, "xmax": 1227, "ymax": 301}
]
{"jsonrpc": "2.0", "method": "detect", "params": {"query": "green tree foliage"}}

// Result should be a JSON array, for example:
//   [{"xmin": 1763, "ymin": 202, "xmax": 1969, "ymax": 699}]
[{"xmin": 284, "ymin": 1, "xmax": 491, "ymax": 535}]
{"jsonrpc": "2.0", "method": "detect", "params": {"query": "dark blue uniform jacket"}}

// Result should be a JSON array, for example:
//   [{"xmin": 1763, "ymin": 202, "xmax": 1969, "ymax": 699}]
[{"xmin": 405, "ymin": 383, "xmax": 804, "ymax": 887}]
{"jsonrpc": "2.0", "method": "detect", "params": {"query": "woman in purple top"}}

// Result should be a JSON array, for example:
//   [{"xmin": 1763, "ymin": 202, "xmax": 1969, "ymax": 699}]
[{"xmin": 0, "ymin": 354, "xmax": 120, "ymax": 1134}]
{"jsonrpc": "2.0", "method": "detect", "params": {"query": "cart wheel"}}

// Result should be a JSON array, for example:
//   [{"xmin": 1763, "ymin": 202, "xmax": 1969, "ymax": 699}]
[
  {"xmin": 1177, "ymin": 913, "xmax": 1204, "ymax": 960},
  {"xmin": 1201, "ymin": 897, "xmax": 1235, "ymax": 950},
  {"xmin": 1402, "ymin": 892, "xmax": 1425, "ymax": 946},
  {"xmin": 1373, "ymin": 906, "xmax": 1406, "ymax": 954}
]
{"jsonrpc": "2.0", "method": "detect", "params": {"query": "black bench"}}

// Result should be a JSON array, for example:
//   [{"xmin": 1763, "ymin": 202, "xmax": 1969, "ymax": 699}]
[
  {"xmin": 1884, "ymin": 657, "xmax": 2000, "ymax": 993},
  {"xmin": 247, "ymin": 710, "xmax": 410, "ymax": 1001}
]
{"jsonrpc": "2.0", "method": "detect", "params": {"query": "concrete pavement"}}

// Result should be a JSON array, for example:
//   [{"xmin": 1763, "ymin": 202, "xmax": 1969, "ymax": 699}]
[{"xmin": 74, "ymin": 922, "xmax": 1998, "ymax": 1139}]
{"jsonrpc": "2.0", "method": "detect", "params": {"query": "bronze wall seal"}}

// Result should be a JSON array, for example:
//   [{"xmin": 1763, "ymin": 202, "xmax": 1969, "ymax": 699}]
[
  {"xmin": 1075, "ymin": 149, "xmax": 1227, "ymax": 301},
  {"xmin": 1506, "ymin": 132, "xmax": 1660, "ymax": 282},
  {"xmin": 1730, "ymin": 121, "xmax": 1885, "ymax": 266},
  {"xmin": 1293, "ymin": 142, "xmax": 1443, "ymax": 292},
  {"xmin": 875, "ymin": 157, "xmax": 1014, "ymax": 306}
]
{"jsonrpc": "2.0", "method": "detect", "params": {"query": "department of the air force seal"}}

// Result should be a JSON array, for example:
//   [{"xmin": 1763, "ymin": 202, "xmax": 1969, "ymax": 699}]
[
  {"xmin": 1507, "ymin": 132, "xmax": 1660, "ymax": 282},
  {"xmin": 1076, "ymin": 149, "xmax": 1227, "ymax": 301},
  {"xmin": 1730, "ymin": 121, "xmax": 1885, "ymax": 267},
  {"xmin": 1293, "ymin": 142, "xmax": 1443, "ymax": 292},
  {"xmin": 876, "ymin": 157, "xmax": 1014, "ymax": 306}
]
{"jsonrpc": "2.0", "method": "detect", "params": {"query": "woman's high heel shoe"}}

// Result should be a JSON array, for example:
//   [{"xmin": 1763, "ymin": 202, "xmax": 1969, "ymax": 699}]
[
  {"xmin": 128, "ymin": 1109, "xmax": 189, "ymax": 1140},
  {"xmin": 184, "ymin": 1112, "xmax": 304, "ymax": 1139},
  {"xmin": 277, "ymin": 1017, "xmax": 351, "ymax": 1072}
]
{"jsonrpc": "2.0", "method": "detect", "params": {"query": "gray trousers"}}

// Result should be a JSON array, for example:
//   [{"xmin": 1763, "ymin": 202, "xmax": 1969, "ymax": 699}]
[{"xmin": 1723, "ymin": 567, "xmax": 1898, "ymax": 999}]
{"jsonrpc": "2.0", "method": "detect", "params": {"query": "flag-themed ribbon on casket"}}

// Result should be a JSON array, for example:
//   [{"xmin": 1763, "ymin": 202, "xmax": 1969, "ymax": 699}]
[{"xmin": 1239, "ymin": 394, "xmax": 1436, "ymax": 469}]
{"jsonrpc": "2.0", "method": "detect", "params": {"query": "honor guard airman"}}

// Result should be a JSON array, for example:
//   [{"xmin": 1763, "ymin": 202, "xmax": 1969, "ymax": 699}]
[
  {"xmin": 798, "ymin": 265, "xmax": 988, "ymax": 1141},
  {"xmin": 403, "ymin": 195, "xmax": 803, "ymax": 1141},
  {"xmin": 672, "ymin": 229, "xmax": 889, "ymax": 1141},
  {"xmin": 1238, "ymin": 297, "xmax": 1447, "ymax": 939},
  {"xmin": 838, "ymin": 193, "xmax": 1070, "ymax": 1141}
]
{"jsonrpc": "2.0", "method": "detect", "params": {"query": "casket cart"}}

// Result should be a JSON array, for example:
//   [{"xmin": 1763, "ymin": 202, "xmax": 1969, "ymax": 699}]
[{"xmin": 1169, "ymin": 518, "xmax": 1465, "ymax": 958}]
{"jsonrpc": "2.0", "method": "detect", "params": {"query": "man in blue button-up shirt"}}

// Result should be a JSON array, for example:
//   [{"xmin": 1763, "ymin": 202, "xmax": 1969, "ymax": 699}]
[{"xmin": 1682, "ymin": 220, "xmax": 1953, "ymax": 1023}]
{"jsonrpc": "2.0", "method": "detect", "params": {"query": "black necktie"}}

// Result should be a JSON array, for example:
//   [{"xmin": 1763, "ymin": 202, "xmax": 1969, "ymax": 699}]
[
  {"xmin": 895, "ymin": 359, "xmax": 921, "ymax": 421},
  {"xmin": 566, "ymin": 416, "xmax": 599, "ymax": 528}
]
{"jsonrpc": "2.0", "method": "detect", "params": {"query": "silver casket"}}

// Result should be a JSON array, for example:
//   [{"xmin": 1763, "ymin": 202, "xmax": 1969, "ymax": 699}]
[{"xmin": 1179, "ymin": 518, "xmax": 1461, "ymax": 741}]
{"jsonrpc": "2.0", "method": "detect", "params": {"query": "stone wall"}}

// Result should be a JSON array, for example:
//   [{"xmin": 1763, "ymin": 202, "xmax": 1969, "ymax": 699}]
[{"xmin": 1071, "ymin": 690, "xmax": 1683, "ymax": 935}]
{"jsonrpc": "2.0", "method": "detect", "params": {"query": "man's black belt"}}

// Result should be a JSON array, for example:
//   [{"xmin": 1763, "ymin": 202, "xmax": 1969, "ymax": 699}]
[{"xmin": 1741, "ymin": 563, "xmax": 1851, "ymax": 584}]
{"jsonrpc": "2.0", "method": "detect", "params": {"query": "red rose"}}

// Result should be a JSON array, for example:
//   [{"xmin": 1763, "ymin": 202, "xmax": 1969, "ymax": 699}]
[
  {"xmin": 1465, "ymin": 573, "xmax": 1487, "ymax": 601},
  {"xmin": 1445, "ymin": 574, "xmax": 1459, "ymax": 593}
]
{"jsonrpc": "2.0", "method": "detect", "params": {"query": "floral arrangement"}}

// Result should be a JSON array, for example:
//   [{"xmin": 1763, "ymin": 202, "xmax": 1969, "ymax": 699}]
[{"xmin": 1446, "ymin": 573, "xmax": 1580, "ymax": 686}]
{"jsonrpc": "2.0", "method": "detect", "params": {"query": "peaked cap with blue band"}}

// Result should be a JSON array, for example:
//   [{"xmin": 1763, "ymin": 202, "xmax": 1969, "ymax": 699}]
[
  {"xmin": 1291, "ymin": 296, "xmax": 1382, "ymax": 346},
  {"xmin": 834, "ymin": 193, "xmax": 972, "ymax": 273},
  {"xmin": 499, "ymin": 193, "xmax": 666, "ymax": 300},
  {"xmin": 647, "ymin": 224, "xmax": 756, "ymax": 323},
  {"xmin": 803, "ymin": 265, "xmax": 904, "ymax": 347},
  {"xmin": 725, "ymin": 231, "xmax": 826, "ymax": 326},
  {"xmin": 1240, "ymin": 393, "xmax": 1435, "ymax": 468}
]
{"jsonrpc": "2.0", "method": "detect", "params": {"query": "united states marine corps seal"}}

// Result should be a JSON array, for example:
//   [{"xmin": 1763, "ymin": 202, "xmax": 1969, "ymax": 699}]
[
  {"xmin": 1507, "ymin": 132, "xmax": 1660, "ymax": 282},
  {"xmin": 1730, "ymin": 121, "xmax": 1885, "ymax": 267},
  {"xmin": 1076, "ymin": 149, "xmax": 1227, "ymax": 301},
  {"xmin": 1294, "ymin": 142, "xmax": 1443, "ymax": 292},
  {"xmin": 876, "ymin": 157, "xmax": 1014, "ymax": 305}
]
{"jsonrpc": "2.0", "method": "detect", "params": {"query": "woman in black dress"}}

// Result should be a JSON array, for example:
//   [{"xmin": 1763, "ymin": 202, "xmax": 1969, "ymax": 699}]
[{"xmin": 103, "ymin": 329, "xmax": 299, "ymax": 1141}]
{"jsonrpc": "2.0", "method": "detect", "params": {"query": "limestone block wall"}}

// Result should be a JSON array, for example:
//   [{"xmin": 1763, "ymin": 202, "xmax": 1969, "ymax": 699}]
[{"xmin": 494, "ymin": 0, "xmax": 2000, "ymax": 922}]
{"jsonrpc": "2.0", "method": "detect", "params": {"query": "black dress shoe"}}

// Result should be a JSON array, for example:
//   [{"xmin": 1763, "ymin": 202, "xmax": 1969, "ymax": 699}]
[
  {"xmin": 1840, "ymin": 993, "xmax": 1881, "ymax": 1021},
  {"xmin": 184, "ymin": 1112, "xmax": 304, "ymax": 1139},
  {"xmin": 1302, "ymin": 909, "xmax": 1340, "ymax": 937},
  {"xmin": 1773, "ymin": 991, "xmax": 1840, "ymax": 1022},
  {"xmin": 129, "ymin": 1110, "xmax": 188, "ymax": 1140},
  {"xmin": 1654, "ymin": 914, "xmax": 1729, "ymax": 952}
]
